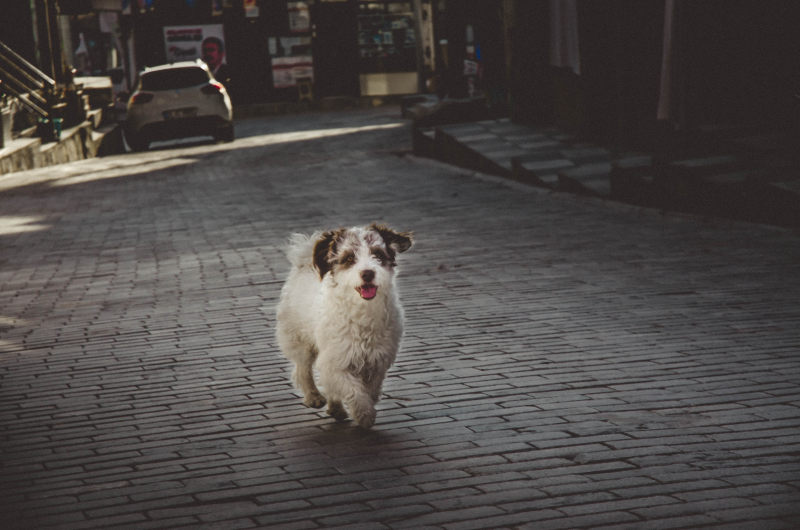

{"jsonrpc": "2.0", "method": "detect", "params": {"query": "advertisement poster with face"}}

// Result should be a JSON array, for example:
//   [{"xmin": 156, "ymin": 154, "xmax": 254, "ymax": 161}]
[{"xmin": 163, "ymin": 25, "xmax": 226, "ymax": 70}]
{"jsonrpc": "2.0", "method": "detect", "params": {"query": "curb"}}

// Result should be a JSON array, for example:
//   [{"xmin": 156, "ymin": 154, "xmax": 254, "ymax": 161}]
[{"xmin": 0, "ymin": 118, "xmax": 121, "ymax": 176}]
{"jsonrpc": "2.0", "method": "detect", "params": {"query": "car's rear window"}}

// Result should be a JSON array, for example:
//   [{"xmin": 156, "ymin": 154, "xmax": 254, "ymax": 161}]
[{"xmin": 140, "ymin": 67, "xmax": 210, "ymax": 90}]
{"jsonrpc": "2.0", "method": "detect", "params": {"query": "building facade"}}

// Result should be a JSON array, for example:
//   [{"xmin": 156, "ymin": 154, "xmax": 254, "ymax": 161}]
[
  {"xmin": 1, "ymin": 0, "xmax": 435, "ymax": 106},
  {"xmin": 505, "ymin": 0, "xmax": 800, "ymax": 150},
  {"xmin": 430, "ymin": 0, "xmax": 800, "ymax": 150},
  {"xmin": 112, "ymin": 0, "xmax": 433, "ymax": 103},
  {"xmin": 6, "ymin": 0, "xmax": 797, "ymax": 152}
]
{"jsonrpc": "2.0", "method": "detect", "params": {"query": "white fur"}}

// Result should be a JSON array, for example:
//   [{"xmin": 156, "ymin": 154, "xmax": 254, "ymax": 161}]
[{"xmin": 275, "ymin": 225, "xmax": 412, "ymax": 428}]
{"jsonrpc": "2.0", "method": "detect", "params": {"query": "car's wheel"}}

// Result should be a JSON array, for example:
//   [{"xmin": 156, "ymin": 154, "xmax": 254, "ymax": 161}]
[
  {"xmin": 215, "ymin": 123, "xmax": 234, "ymax": 143},
  {"xmin": 127, "ymin": 132, "xmax": 149, "ymax": 152}
]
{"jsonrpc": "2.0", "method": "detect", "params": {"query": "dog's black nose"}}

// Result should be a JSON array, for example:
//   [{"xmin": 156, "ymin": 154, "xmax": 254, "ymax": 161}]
[{"xmin": 360, "ymin": 270, "xmax": 375, "ymax": 283}]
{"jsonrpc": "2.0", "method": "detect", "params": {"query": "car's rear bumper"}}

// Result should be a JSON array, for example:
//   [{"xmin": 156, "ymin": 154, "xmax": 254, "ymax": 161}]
[{"xmin": 127, "ymin": 115, "xmax": 231, "ymax": 141}]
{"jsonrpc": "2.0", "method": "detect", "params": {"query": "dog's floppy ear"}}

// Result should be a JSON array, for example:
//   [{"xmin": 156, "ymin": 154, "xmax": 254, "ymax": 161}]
[
  {"xmin": 313, "ymin": 229, "xmax": 340, "ymax": 279},
  {"xmin": 371, "ymin": 223, "xmax": 413, "ymax": 254}
]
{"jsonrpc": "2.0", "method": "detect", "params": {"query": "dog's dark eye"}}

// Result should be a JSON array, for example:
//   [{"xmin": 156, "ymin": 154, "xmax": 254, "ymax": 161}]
[
  {"xmin": 339, "ymin": 252, "xmax": 356, "ymax": 266},
  {"xmin": 371, "ymin": 248, "xmax": 389, "ymax": 264}
]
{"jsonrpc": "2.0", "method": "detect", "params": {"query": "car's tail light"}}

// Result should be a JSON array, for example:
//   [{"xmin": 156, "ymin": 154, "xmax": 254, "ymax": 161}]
[
  {"xmin": 130, "ymin": 93, "xmax": 153, "ymax": 104},
  {"xmin": 201, "ymin": 82, "xmax": 224, "ymax": 95}
]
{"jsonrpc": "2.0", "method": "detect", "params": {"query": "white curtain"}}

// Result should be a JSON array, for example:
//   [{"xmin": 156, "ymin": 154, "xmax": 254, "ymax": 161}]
[
  {"xmin": 657, "ymin": 0, "xmax": 685, "ymax": 126},
  {"xmin": 657, "ymin": 0, "xmax": 675, "ymax": 120},
  {"xmin": 549, "ymin": 0, "xmax": 581, "ymax": 75}
]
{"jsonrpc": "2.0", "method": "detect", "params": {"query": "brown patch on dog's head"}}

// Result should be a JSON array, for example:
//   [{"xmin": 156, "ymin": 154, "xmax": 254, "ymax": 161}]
[
  {"xmin": 314, "ymin": 225, "xmax": 412, "ymax": 279},
  {"xmin": 313, "ymin": 229, "xmax": 344, "ymax": 279},
  {"xmin": 370, "ymin": 223, "xmax": 413, "ymax": 262}
]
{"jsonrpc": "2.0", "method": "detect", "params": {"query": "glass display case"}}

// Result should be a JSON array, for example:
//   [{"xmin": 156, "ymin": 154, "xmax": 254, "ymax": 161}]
[
  {"xmin": 357, "ymin": 1, "xmax": 418, "ymax": 95},
  {"xmin": 357, "ymin": 1, "xmax": 416, "ymax": 73}
]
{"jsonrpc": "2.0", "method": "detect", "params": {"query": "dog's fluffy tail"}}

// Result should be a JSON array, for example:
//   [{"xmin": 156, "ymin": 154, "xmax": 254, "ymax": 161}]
[{"xmin": 285, "ymin": 232, "xmax": 320, "ymax": 269}]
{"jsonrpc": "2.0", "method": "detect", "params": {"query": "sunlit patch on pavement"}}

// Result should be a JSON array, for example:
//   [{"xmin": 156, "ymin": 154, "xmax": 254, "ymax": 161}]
[{"xmin": 0, "ymin": 216, "xmax": 50, "ymax": 235}]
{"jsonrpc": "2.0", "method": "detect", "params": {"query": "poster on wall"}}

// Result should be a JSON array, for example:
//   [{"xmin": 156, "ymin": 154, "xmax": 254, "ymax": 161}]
[
  {"xmin": 244, "ymin": 0, "xmax": 259, "ymax": 18},
  {"xmin": 163, "ymin": 24, "xmax": 226, "ymax": 66},
  {"xmin": 271, "ymin": 57, "xmax": 313, "ymax": 88},
  {"xmin": 288, "ymin": 2, "xmax": 310, "ymax": 33},
  {"xmin": 269, "ymin": 36, "xmax": 313, "ymax": 88}
]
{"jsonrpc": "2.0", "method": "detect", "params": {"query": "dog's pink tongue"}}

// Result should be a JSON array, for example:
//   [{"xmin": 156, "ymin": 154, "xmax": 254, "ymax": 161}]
[{"xmin": 360, "ymin": 286, "xmax": 378, "ymax": 300}]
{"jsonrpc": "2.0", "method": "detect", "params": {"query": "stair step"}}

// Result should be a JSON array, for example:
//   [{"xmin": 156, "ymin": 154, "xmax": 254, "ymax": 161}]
[
  {"xmin": 558, "ymin": 162, "xmax": 613, "ymax": 197},
  {"xmin": 517, "ymin": 158, "xmax": 574, "ymax": 174}
]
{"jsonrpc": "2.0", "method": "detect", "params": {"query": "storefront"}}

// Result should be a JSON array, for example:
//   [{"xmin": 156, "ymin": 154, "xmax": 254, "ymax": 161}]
[
  {"xmin": 355, "ymin": 1, "xmax": 420, "ymax": 96},
  {"xmin": 120, "ymin": 0, "xmax": 430, "ymax": 103},
  {"xmin": 285, "ymin": 0, "xmax": 431, "ymax": 99}
]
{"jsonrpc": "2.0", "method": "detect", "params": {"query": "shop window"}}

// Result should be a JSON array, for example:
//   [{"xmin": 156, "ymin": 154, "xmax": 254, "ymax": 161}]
[{"xmin": 357, "ymin": 1, "xmax": 416, "ymax": 74}]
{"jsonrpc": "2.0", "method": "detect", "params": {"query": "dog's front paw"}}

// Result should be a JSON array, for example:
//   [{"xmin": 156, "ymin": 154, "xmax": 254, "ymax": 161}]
[
  {"xmin": 327, "ymin": 401, "xmax": 348, "ymax": 422},
  {"xmin": 353, "ymin": 407, "xmax": 376, "ymax": 429},
  {"xmin": 303, "ymin": 392, "xmax": 327, "ymax": 409}
]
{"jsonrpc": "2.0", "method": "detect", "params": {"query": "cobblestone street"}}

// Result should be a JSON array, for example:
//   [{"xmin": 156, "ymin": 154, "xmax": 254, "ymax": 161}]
[{"xmin": 1, "ymin": 106, "xmax": 799, "ymax": 529}]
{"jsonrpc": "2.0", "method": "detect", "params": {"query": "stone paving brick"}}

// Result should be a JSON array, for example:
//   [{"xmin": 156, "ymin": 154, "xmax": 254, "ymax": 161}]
[
  {"xmin": 593, "ymin": 514, "xmax": 719, "ymax": 530},
  {"xmin": 2, "ymin": 107, "xmax": 800, "ymax": 528},
  {"xmin": 390, "ymin": 505, "xmax": 507, "ymax": 528}
]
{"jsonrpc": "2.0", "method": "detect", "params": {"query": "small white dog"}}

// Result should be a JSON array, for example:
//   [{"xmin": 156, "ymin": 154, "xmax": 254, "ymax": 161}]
[{"xmin": 276, "ymin": 223, "xmax": 413, "ymax": 428}]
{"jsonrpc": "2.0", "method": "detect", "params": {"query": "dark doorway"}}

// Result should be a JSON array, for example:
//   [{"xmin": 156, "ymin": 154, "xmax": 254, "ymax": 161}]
[{"xmin": 312, "ymin": 1, "xmax": 360, "ymax": 98}]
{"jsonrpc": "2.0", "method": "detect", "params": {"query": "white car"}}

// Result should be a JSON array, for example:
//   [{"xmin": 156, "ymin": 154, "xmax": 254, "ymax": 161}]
[{"xmin": 125, "ymin": 60, "xmax": 233, "ymax": 151}]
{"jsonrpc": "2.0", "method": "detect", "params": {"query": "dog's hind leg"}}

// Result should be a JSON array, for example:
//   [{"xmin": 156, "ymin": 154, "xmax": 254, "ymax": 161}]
[
  {"xmin": 290, "ymin": 347, "xmax": 327, "ymax": 409},
  {"xmin": 295, "ymin": 365, "xmax": 326, "ymax": 409}
]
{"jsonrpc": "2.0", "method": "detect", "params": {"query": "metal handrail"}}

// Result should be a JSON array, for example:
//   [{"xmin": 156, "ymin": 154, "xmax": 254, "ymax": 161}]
[
  {"xmin": 0, "ymin": 39, "xmax": 56, "ymax": 120},
  {"xmin": 0, "ymin": 80, "xmax": 48, "ymax": 117},
  {"xmin": 0, "ymin": 39, "xmax": 55, "ymax": 88},
  {"xmin": 0, "ymin": 65, "xmax": 48, "ymax": 106},
  {"xmin": 0, "ymin": 57, "xmax": 49, "ymax": 92}
]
